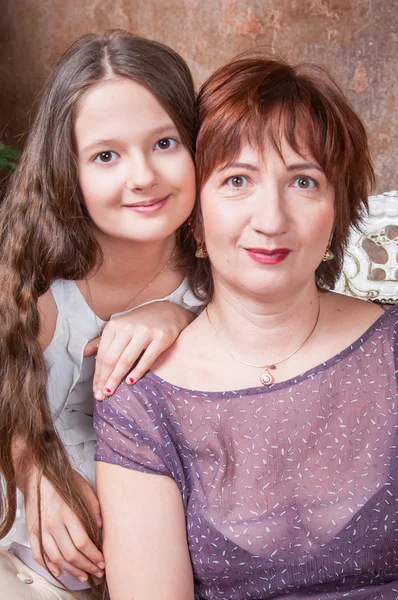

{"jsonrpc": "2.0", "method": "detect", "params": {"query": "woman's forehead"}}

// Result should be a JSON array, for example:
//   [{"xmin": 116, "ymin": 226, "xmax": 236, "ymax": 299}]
[{"xmin": 214, "ymin": 138, "xmax": 320, "ymax": 173}]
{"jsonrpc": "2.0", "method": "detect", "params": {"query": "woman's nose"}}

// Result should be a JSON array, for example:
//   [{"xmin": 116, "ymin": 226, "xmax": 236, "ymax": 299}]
[{"xmin": 250, "ymin": 185, "xmax": 289, "ymax": 236}]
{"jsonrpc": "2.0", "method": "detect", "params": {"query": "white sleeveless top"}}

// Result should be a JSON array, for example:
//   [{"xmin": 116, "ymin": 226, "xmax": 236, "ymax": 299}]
[{"xmin": 2, "ymin": 278, "xmax": 201, "ymax": 586}]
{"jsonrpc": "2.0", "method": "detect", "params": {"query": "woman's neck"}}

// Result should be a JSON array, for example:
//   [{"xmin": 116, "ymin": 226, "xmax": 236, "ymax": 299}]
[{"xmin": 206, "ymin": 280, "xmax": 321, "ymax": 367}]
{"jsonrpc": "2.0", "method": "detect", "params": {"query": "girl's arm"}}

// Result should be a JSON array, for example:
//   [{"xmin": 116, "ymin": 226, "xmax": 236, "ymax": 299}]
[
  {"xmin": 12, "ymin": 291, "xmax": 105, "ymax": 583},
  {"xmin": 97, "ymin": 462, "xmax": 194, "ymax": 600},
  {"xmin": 85, "ymin": 301, "xmax": 195, "ymax": 400}
]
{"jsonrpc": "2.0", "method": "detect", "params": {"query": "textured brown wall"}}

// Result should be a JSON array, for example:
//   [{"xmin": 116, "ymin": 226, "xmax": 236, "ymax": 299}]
[{"xmin": 0, "ymin": 0, "xmax": 397, "ymax": 192}]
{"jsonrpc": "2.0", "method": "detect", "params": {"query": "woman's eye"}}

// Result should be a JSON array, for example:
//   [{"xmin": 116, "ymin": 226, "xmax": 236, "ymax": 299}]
[
  {"xmin": 154, "ymin": 138, "xmax": 177, "ymax": 150},
  {"xmin": 225, "ymin": 175, "xmax": 248, "ymax": 188},
  {"xmin": 292, "ymin": 176, "xmax": 318, "ymax": 190},
  {"xmin": 94, "ymin": 151, "xmax": 118, "ymax": 164}
]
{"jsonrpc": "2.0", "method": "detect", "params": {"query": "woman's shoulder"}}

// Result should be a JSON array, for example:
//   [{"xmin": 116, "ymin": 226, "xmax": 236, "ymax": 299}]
[
  {"xmin": 323, "ymin": 291, "xmax": 398, "ymax": 351},
  {"xmin": 98, "ymin": 376, "xmax": 172, "ymax": 422},
  {"xmin": 324, "ymin": 291, "xmax": 394, "ymax": 328},
  {"xmin": 95, "ymin": 377, "xmax": 177, "ymax": 464}
]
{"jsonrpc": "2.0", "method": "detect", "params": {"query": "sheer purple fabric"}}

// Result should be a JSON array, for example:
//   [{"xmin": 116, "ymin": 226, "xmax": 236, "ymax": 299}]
[{"xmin": 95, "ymin": 306, "xmax": 398, "ymax": 599}]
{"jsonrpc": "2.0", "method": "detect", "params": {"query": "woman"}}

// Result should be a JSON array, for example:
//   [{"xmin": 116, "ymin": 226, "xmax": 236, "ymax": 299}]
[
  {"xmin": 0, "ymin": 30, "xmax": 200, "ymax": 598},
  {"xmin": 95, "ymin": 54, "xmax": 398, "ymax": 599}
]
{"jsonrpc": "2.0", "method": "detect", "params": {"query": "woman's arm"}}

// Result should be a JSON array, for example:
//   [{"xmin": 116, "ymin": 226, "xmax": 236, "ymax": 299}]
[{"xmin": 97, "ymin": 462, "xmax": 194, "ymax": 600}]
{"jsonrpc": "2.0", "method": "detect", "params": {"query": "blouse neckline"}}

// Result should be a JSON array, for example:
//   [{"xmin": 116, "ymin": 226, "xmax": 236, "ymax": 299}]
[{"xmin": 144, "ymin": 304, "xmax": 398, "ymax": 398}]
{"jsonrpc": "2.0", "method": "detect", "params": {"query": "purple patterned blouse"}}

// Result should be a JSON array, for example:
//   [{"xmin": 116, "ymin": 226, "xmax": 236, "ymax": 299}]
[{"xmin": 95, "ymin": 306, "xmax": 398, "ymax": 600}]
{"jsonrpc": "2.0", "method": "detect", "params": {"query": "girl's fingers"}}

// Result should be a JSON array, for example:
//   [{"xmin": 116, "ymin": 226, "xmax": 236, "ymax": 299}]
[
  {"xmin": 124, "ymin": 338, "xmax": 168, "ymax": 386},
  {"xmin": 94, "ymin": 332, "xmax": 144, "ymax": 399},
  {"xmin": 93, "ymin": 327, "xmax": 116, "ymax": 391},
  {"xmin": 100, "ymin": 335, "xmax": 152, "ymax": 396},
  {"xmin": 52, "ymin": 524, "xmax": 104, "ymax": 578},
  {"xmin": 30, "ymin": 534, "xmax": 60, "ymax": 578},
  {"xmin": 42, "ymin": 529, "xmax": 92, "ymax": 581},
  {"xmin": 65, "ymin": 519, "xmax": 105, "ymax": 573}
]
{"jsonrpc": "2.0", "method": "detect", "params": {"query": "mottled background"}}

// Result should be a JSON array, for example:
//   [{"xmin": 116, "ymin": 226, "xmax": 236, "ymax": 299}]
[{"xmin": 0, "ymin": 0, "xmax": 397, "ymax": 191}]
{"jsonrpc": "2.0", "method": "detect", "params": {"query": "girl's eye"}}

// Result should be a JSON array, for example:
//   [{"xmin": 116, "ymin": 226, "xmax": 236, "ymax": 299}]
[
  {"xmin": 94, "ymin": 151, "xmax": 118, "ymax": 164},
  {"xmin": 292, "ymin": 176, "xmax": 319, "ymax": 190},
  {"xmin": 225, "ymin": 175, "xmax": 248, "ymax": 188},
  {"xmin": 154, "ymin": 138, "xmax": 177, "ymax": 150}
]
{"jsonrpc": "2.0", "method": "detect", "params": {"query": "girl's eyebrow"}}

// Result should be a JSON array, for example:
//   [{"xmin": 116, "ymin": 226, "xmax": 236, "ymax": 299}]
[
  {"xmin": 81, "ymin": 139, "xmax": 118, "ymax": 153},
  {"xmin": 150, "ymin": 124, "xmax": 179, "ymax": 136},
  {"xmin": 80, "ymin": 124, "xmax": 179, "ymax": 154}
]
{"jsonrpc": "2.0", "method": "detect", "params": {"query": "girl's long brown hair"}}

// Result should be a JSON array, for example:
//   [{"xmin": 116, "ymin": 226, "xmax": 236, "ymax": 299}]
[{"xmin": 0, "ymin": 29, "xmax": 196, "ymax": 594}]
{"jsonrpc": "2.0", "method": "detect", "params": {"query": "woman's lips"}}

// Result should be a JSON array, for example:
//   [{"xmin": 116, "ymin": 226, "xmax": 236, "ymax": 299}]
[
  {"xmin": 123, "ymin": 194, "xmax": 170, "ymax": 214},
  {"xmin": 245, "ymin": 247, "xmax": 291, "ymax": 264}
]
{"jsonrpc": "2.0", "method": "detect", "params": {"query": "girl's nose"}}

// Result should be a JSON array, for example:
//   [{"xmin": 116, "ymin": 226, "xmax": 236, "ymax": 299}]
[{"xmin": 125, "ymin": 156, "xmax": 158, "ymax": 192}]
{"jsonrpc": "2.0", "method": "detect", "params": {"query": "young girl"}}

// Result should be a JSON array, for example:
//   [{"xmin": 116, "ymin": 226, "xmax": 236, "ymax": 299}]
[{"xmin": 0, "ymin": 29, "xmax": 199, "ymax": 598}]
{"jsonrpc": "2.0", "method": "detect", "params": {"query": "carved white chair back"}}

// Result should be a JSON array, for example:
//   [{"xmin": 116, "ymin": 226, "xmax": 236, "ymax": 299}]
[{"xmin": 334, "ymin": 190, "xmax": 398, "ymax": 304}]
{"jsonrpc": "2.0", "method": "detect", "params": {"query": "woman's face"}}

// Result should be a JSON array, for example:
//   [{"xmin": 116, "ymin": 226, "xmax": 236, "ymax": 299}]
[
  {"xmin": 75, "ymin": 77, "xmax": 196, "ymax": 244},
  {"xmin": 200, "ymin": 139, "xmax": 335, "ymax": 300}
]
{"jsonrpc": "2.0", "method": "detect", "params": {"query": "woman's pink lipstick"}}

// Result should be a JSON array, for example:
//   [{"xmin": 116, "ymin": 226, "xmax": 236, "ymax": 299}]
[
  {"xmin": 124, "ymin": 194, "xmax": 170, "ymax": 214},
  {"xmin": 245, "ymin": 247, "xmax": 291, "ymax": 264}
]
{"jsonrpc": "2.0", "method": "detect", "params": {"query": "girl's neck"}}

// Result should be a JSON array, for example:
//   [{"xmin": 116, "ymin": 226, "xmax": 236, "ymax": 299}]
[
  {"xmin": 77, "ymin": 233, "xmax": 183, "ymax": 321},
  {"xmin": 92, "ymin": 233, "xmax": 177, "ymax": 286}
]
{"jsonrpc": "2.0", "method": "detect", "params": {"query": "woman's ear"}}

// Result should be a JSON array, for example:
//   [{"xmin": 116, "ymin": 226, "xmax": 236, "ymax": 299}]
[{"xmin": 188, "ymin": 203, "xmax": 205, "ymax": 244}]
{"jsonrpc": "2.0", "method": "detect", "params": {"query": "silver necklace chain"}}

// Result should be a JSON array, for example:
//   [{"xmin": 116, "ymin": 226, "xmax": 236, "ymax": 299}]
[{"xmin": 205, "ymin": 298, "xmax": 321, "ymax": 386}]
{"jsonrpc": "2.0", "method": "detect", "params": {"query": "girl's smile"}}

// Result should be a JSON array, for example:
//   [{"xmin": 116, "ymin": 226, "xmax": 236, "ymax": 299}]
[{"xmin": 123, "ymin": 194, "xmax": 171, "ymax": 213}]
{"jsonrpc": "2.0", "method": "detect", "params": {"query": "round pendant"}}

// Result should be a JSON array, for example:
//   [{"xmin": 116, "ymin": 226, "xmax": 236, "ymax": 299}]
[{"xmin": 260, "ymin": 369, "xmax": 274, "ymax": 386}]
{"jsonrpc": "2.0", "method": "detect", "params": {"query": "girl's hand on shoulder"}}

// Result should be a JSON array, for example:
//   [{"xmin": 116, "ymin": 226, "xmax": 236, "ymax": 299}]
[
  {"xmin": 85, "ymin": 301, "xmax": 194, "ymax": 400},
  {"xmin": 25, "ymin": 468, "xmax": 105, "ymax": 582}
]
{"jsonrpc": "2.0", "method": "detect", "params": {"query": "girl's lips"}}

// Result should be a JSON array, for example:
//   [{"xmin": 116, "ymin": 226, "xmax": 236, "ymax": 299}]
[
  {"xmin": 123, "ymin": 195, "xmax": 170, "ymax": 214},
  {"xmin": 245, "ymin": 248, "xmax": 291, "ymax": 265}
]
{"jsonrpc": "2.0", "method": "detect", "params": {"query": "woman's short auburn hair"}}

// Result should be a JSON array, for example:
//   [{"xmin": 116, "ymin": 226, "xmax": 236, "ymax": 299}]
[{"xmin": 189, "ymin": 53, "xmax": 375, "ymax": 302}]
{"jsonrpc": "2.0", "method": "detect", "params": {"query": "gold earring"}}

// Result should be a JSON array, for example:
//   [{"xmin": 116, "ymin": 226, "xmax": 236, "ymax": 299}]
[
  {"xmin": 322, "ymin": 248, "xmax": 334, "ymax": 261},
  {"xmin": 195, "ymin": 243, "xmax": 208, "ymax": 259}
]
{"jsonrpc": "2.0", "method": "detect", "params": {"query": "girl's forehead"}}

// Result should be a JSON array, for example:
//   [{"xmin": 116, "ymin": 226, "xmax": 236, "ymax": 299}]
[
  {"xmin": 76, "ymin": 77, "xmax": 155, "ymax": 115},
  {"xmin": 74, "ymin": 78, "xmax": 175, "ymax": 151}
]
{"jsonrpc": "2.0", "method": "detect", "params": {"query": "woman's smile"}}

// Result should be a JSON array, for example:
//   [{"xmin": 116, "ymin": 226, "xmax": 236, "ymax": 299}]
[{"xmin": 244, "ymin": 247, "xmax": 291, "ymax": 264}]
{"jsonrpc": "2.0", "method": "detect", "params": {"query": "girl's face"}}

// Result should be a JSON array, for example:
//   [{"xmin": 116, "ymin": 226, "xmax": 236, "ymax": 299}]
[
  {"xmin": 75, "ymin": 77, "xmax": 196, "ymax": 244},
  {"xmin": 200, "ymin": 139, "xmax": 335, "ymax": 300}
]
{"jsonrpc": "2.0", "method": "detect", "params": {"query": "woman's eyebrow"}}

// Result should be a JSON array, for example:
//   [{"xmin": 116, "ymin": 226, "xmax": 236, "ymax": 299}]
[
  {"xmin": 220, "ymin": 161, "xmax": 259, "ymax": 172},
  {"xmin": 286, "ymin": 162, "xmax": 324, "ymax": 173}
]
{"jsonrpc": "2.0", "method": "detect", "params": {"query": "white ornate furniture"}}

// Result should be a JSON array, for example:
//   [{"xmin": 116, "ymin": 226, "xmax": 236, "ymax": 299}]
[{"xmin": 334, "ymin": 190, "xmax": 398, "ymax": 304}]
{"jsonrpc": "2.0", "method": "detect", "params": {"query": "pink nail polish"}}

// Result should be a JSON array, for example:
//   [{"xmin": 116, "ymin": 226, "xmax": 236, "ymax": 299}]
[
  {"xmin": 128, "ymin": 377, "xmax": 134, "ymax": 384},
  {"xmin": 104, "ymin": 388, "xmax": 112, "ymax": 394}
]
